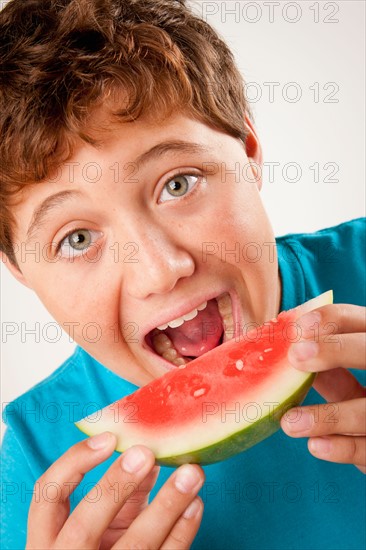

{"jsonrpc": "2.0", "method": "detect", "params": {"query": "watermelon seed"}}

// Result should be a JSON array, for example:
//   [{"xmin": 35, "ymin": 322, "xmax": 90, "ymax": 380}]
[
  {"xmin": 259, "ymin": 355, "xmax": 264, "ymax": 361},
  {"xmin": 235, "ymin": 359, "xmax": 244, "ymax": 371},
  {"xmin": 264, "ymin": 348, "xmax": 273, "ymax": 353},
  {"xmin": 193, "ymin": 388, "xmax": 207, "ymax": 398}
]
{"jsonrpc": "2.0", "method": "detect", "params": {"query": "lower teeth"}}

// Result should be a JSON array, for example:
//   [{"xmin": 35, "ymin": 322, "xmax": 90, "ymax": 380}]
[
  {"xmin": 151, "ymin": 331, "xmax": 189, "ymax": 367},
  {"xmin": 162, "ymin": 348, "xmax": 178, "ymax": 361}
]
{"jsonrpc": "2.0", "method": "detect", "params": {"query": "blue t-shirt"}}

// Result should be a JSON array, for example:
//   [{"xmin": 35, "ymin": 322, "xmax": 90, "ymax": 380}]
[{"xmin": 1, "ymin": 218, "xmax": 366, "ymax": 550}]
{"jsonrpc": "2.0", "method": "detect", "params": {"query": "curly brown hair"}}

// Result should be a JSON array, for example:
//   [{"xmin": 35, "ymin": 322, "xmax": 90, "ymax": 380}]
[{"xmin": 0, "ymin": 0, "xmax": 252, "ymax": 266}]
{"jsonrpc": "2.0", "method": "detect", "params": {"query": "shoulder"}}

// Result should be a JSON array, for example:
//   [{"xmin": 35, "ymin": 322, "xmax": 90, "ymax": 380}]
[
  {"xmin": 1, "ymin": 347, "xmax": 132, "ymax": 477},
  {"xmin": 276, "ymin": 218, "xmax": 366, "ymax": 307},
  {"xmin": 276, "ymin": 217, "xmax": 365, "ymax": 250},
  {"xmin": 277, "ymin": 217, "xmax": 365, "ymax": 267},
  {"xmin": 3, "ymin": 346, "xmax": 88, "ymax": 426},
  {"xmin": 2, "ymin": 346, "xmax": 131, "ymax": 427},
  {"xmin": 2, "ymin": 347, "xmax": 87, "ymax": 476}
]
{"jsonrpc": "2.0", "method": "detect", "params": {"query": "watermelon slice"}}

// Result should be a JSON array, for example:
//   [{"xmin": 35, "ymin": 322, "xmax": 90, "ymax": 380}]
[{"xmin": 76, "ymin": 291, "xmax": 332, "ymax": 466}]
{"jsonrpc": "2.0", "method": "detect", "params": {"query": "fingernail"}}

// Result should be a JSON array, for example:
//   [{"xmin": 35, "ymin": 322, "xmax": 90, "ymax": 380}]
[
  {"xmin": 289, "ymin": 341, "xmax": 318, "ymax": 364},
  {"xmin": 183, "ymin": 498, "xmax": 201, "ymax": 519},
  {"xmin": 309, "ymin": 437, "xmax": 332, "ymax": 455},
  {"xmin": 87, "ymin": 432, "xmax": 113, "ymax": 450},
  {"xmin": 297, "ymin": 311, "xmax": 321, "ymax": 337},
  {"xmin": 122, "ymin": 447, "xmax": 146, "ymax": 473},
  {"xmin": 175, "ymin": 465, "xmax": 202, "ymax": 494},
  {"xmin": 284, "ymin": 410, "xmax": 314, "ymax": 433}
]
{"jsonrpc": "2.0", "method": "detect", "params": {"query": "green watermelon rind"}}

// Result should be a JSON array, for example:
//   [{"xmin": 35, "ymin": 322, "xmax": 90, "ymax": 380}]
[
  {"xmin": 76, "ymin": 372, "xmax": 315, "ymax": 467},
  {"xmin": 154, "ymin": 372, "xmax": 316, "ymax": 466}
]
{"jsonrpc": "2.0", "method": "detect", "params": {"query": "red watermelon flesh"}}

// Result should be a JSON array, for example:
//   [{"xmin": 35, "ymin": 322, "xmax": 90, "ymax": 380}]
[{"xmin": 75, "ymin": 291, "xmax": 332, "ymax": 465}]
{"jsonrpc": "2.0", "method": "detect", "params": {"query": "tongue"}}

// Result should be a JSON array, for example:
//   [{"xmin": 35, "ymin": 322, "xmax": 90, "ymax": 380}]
[{"xmin": 165, "ymin": 299, "xmax": 223, "ymax": 357}]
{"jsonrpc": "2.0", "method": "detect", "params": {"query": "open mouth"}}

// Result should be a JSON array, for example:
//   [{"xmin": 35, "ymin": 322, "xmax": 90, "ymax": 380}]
[{"xmin": 145, "ymin": 293, "xmax": 236, "ymax": 368}]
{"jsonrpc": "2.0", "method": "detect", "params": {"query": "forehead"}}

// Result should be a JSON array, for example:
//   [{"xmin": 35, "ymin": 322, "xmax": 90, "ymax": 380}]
[
  {"xmin": 13, "ymin": 111, "xmax": 239, "ymax": 241},
  {"xmin": 24, "ymin": 109, "xmax": 217, "ymax": 187},
  {"xmin": 75, "ymin": 104, "xmax": 219, "ymax": 156}
]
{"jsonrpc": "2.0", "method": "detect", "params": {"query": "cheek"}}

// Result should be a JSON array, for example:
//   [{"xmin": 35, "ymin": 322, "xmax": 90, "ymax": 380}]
[
  {"xmin": 191, "ymin": 185, "xmax": 275, "ymax": 278},
  {"xmin": 193, "ymin": 183, "xmax": 270, "ymax": 245},
  {"xmin": 30, "ymin": 262, "xmax": 121, "ymax": 331}
]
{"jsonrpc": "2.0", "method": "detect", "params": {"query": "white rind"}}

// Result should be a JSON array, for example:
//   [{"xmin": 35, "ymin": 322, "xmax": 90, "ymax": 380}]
[
  {"xmin": 76, "ymin": 367, "xmax": 312, "ymax": 456},
  {"xmin": 296, "ymin": 290, "xmax": 333, "ymax": 315}
]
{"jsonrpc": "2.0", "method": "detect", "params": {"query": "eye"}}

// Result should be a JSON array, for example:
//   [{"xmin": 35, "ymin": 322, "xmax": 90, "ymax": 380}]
[
  {"xmin": 159, "ymin": 174, "xmax": 201, "ymax": 202},
  {"xmin": 57, "ymin": 229, "xmax": 102, "ymax": 258}
]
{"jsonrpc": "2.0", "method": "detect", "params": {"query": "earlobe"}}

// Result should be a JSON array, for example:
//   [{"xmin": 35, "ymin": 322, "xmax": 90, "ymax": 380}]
[
  {"xmin": 0, "ymin": 252, "xmax": 33, "ymax": 289},
  {"xmin": 244, "ymin": 115, "xmax": 263, "ymax": 190}
]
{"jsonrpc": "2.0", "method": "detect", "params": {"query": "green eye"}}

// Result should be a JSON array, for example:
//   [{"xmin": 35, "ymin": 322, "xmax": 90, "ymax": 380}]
[
  {"xmin": 67, "ymin": 230, "xmax": 92, "ymax": 250},
  {"xmin": 165, "ymin": 175, "xmax": 189, "ymax": 197},
  {"xmin": 56, "ymin": 228, "xmax": 103, "ymax": 260},
  {"xmin": 160, "ymin": 174, "xmax": 202, "ymax": 202}
]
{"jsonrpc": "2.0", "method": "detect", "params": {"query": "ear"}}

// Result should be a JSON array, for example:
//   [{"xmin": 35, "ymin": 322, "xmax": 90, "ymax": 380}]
[
  {"xmin": 244, "ymin": 115, "xmax": 263, "ymax": 190},
  {"xmin": 0, "ymin": 252, "xmax": 33, "ymax": 289}
]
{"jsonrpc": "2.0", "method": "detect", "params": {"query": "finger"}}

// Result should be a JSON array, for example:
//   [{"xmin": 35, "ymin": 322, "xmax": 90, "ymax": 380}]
[
  {"xmin": 281, "ymin": 398, "xmax": 366, "ymax": 438},
  {"xmin": 160, "ymin": 497, "xmax": 204, "ymax": 550},
  {"xmin": 288, "ymin": 333, "xmax": 366, "ymax": 371},
  {"xmin": 113, "ymin": 464, "xmax": 205, "ymax": 549},
  {"xmin": 312, "ymin": 368, "xmax": 366, "ymax": 402},
  {"xmin": 295, "ymin": 303, "xmax": 366, "ymax": 339},
  {"xmin": 27, "ymin": 432, "xmax": 117, "ymax": 548},
  {"xmin": 308, "ymin": 435, "xmax": 366, "ymax": 467},
  {"xmin": 56, "ymin": 445, "xmax": 156, "ymax": 549},
  {"xmin": 110, "ymin": 465, "xmax": 160, "ymax": 529},
  {"xmin": 99, "ymin": 465, "xmax": 161, "ymax": 549}
]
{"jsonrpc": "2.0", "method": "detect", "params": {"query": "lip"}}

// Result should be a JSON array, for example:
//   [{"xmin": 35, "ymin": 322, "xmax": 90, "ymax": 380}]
[{"xmin": 141, "ymin": 287, "xmax": 243, "ymax": 354}]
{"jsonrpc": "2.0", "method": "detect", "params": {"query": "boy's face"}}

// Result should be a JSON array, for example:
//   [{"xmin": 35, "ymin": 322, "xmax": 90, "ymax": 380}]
[{"xmin": 7, "ymin": 106, "xmax": 281, "ymax": 386}]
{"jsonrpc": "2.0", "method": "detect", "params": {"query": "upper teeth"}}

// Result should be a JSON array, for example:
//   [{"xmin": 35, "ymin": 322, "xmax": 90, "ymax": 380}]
[{"xmin": 157, "ymin": 301, "xmax": 208, "ymax": 330}]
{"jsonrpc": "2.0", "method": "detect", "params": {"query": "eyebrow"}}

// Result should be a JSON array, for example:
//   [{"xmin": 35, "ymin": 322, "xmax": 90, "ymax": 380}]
[
  {"xmin": 133, "ymin": 140, "xmax": 212, "ymax": 168},
  {"xmin": 25, "ymin": 140, "xmax": 212, "ymax": 242},
  {"xmin": 26, "ymin": 190, "xmax": 82, "ymax": 243}
]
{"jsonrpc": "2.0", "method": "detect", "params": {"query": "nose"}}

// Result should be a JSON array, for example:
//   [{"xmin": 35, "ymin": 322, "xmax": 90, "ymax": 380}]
[{"xmin": 122, "ymin": 222, "xmax": 195, "ymax": 299}]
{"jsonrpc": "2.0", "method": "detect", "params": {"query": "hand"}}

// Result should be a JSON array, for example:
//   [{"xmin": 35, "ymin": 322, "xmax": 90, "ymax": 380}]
[
  {"xmin": 280, "ymin": 303, "xmax": 366, "ymax": 474},
  {"xmin": 26, "ymin": 433, "xmax": 204, "ymax": 549}
]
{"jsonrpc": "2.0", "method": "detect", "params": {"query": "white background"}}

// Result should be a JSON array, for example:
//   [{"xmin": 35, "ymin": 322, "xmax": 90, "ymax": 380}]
[{"xmin": 1, "ymin": 1, "xmax": 365, "ymax": 435}]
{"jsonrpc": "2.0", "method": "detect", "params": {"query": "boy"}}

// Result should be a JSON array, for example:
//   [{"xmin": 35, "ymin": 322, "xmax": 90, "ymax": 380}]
[{"xmin": 1, "ymin": 0, "xmax": 365, "ymax": 548}]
